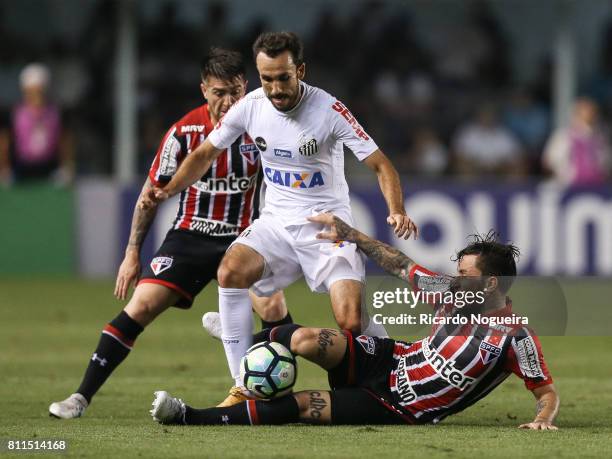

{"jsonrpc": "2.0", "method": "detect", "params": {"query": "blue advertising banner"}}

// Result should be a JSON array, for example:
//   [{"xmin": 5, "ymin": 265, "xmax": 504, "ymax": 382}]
[
  {"xmin": 117, "ymin": 181, "xmax": 612, "ymax": 277},
  {"xmin": 351, "ymin": 181, "xmax": 612, "ymax": 276}
]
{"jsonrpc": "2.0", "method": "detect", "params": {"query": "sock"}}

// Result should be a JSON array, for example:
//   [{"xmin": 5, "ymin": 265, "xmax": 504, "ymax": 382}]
[
  {"xmin": 76, "ymin": 311, "xmax": 144, "ymax": 403},
  {"xmin": 219, "ymin": 287, "xmax": 254, "ymax": 387},
  {"xmin": 185, "ymin": 395, "xmax": 299, "ymax": 425},
  {"xmin": 261, "ymin": 312, "xmax": 293, "ymax": 330},
  {"xmin": 269, "ymin": 324, "xmax": 302, "ymax": 350},
  {"xmin": 362, "ymin": 317, "xmax": 388, "ymax": 338},
  {"xmin": 253, "ymin": 328, "xmax": 272, "ymax": 345},
  {"xmin": 252, "ymin": 323, "xmax": 303, "ymax": 348},
  {"xmin": 361, "ymin": 293, "xmax": 388, "ymax": 337}
]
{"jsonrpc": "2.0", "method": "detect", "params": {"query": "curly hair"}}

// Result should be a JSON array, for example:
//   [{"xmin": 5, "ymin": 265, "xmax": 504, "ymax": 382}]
[
  {"xmin": 452, "ymin": 230, "xmax": 520, "ymax": 292},
  {"xmin": 252, "ymin": 31, "xmax": 304, "ymax": 66}
]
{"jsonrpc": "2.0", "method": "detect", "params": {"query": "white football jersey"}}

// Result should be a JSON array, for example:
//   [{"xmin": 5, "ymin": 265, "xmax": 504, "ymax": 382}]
[{"xmin": 207, "ymin": 82, "xmax": 378, "ymax": 222}]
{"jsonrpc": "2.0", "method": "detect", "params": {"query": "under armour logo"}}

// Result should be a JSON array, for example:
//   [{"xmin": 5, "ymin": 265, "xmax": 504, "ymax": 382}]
[
  {"xmin": 92, "ymin": 353, "xmax": 108, "ymax": 367},
  {"xmin": 221, "ymin": 415, "xmax": 229, "ymax": 425}
]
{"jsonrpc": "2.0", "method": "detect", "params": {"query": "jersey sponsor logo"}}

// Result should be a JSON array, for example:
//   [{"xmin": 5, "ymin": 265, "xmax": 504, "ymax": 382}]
[
  {"xmin": 422, "ymin": 342, "xmax": 476, "ymax": 390},
  {"xmin": 151, "ymin": 256, "xmax": 173, "ymax": 276},
  {"xmin": 180, "ymin": 124, "xmax": 205, "ymax": 133},
  {"xmin": 515, "ymin": 336, "xmax": 545, "ymax": 379},
  {"xmin": 194, "ymin": 173, "xmax": 257, "ymax": 194},
  {"xmin": 299, "ymin": 138, "xmax": 318, "ymax": 157},
  {"xmin": 417, "ymin": 273, "xmax": 452, "ymax": 293},
  {"xmin": 159, "ymin": 128, "xmax": 180, "ymax": 175},
  {"xmin": 395, "ymin": 356, "xmax": 418, "ymax": 405},
  {"xmin": 479, "ymin": 341, "xmax": 502, "ymax": 364},
  {"xmin": 356, "ymin": 335, "xmax": 376, "ymax": 355},
  {"xmin": 189, "ymin": 218, "xmax": 239, "ymax": 236},
  {"xmin": 331, "ymin": 100, "xmax": 370, "ymax": 141},
  {"xmin": 255, "ymin": 136, "xmax": 267, "ymax": 151},
  {"xmin": 264, "ymin": 167, "xmax": 325, "ymax": 188},
  {"xmin": 274, "ymin": 148, "xmax": 292, "ymax": 158}
]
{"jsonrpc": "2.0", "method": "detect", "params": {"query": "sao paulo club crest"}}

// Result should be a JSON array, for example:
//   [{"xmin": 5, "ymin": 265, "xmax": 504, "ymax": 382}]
[
  {"xmin": 479, "ymin": 341, "xmax": 502, "ymax": 364},
  {"xmin": 356, "ymin": 335, "xmax": 376, "ymax": 355},
  {"xmin": 150, "ymin": 256, "xmax": 173, "ymax": 276}
]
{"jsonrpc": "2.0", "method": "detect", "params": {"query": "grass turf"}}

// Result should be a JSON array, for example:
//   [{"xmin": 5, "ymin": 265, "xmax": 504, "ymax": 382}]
[{"xmin": 0, "ymin": 278, "xmax": 611, "ymax": 458}]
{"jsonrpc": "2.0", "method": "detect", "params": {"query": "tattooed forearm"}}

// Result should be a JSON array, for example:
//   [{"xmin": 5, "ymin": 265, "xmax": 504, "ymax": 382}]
[
  {"xmin": 356, "ymin": 238, "xmax": 416, "ymax": 281},
  {"xmin": 331, "ymin": 215, "xmax": 416, "ymax": 281},
  {"xmin": 536, "ymin": 400, "xmax": 547, "ymax": 417},
  {"xmin": 127, "ymin": 206, "xmax": 157, "ymax": 249},
  {"xmin": 308, "ymin": 391, "xmax": 327, "ymax": 422},
  {"xmin": 532, "ymin": 388, "xmax": 560, "ymax": 423},
  {"xmin": 127, "ymin": 180, "xmax": 158, "ymax": 251},
  {"xmin": 334, "ymin": 217, "xmax": 416, "ymax": 280},
  {"xmin": 332, "ymin": 216, "xmax": 360, "ymax": 242},
  {"xmin": 317, "ymin": 329, "xmax": 338, "ymax": 360}
]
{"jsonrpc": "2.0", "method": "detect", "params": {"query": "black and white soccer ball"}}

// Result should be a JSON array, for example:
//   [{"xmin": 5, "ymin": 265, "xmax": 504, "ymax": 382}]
[{"xmin": 239, "ymin": 341, "xmax": 297, "ymax": 399}]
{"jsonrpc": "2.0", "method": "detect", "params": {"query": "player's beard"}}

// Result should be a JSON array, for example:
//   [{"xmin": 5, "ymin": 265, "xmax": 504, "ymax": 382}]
[{"xmin": 268, "ymin": 83, "xmax": 302, "ymax": 112}]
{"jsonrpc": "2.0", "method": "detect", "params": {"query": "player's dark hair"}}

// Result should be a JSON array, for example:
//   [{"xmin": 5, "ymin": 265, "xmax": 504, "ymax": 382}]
[
  {"xmin": 200, "ymin": 47, "xmax": 246, "ymax": 82},
  {"xmin": 252, "ymin": 31, "xmax": 304, "ymax": 66},
  {"xmin": 453, "ymin": 230, "xmax": 520, "ymax": 292}
]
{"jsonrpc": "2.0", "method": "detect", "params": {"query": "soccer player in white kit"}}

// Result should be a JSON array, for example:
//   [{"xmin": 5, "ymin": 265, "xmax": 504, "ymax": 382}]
[{"xmin": 143, "ymin": 32, "xmax": 418, "ymax": 405}]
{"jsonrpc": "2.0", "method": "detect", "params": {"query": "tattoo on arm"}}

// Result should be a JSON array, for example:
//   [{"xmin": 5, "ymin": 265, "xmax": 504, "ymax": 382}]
[
  {"xmin": 536, "ymin": 400, "xmax": 547, "ymax": 416},
  {"xmin": 333, "ymin": 216, "xmax": 416, "ymax": 281},
  {"xmin": 308, "ymin": 391, "xmax": 327, "ymax": 422},
  {"xmin": 127, "ymin": 180, "xmax": 158, "ymax": 250},
  {"xmin": 534, "ymin": 399, "xmax": 551, "ymax": 422}
]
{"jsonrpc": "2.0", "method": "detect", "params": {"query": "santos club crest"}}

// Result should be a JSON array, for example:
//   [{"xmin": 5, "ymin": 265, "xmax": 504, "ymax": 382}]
[
  {"xmin": 298, "ymin": 133, "xmax": 318, "ymax": 157},
  {"xmin": 150, "ymin": 256, "xmax": 173, "ymax": 276}
]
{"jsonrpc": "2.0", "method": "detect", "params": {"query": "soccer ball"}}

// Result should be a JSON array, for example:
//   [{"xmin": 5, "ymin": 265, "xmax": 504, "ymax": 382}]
[{"xmin": 240, "ymin": 341, "xmax": 297, "ymax": 399}]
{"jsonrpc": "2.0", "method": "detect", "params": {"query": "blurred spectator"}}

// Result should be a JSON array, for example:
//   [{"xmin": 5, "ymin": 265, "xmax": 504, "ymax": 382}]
[
  {"xmin": 467, "ymin": 0, "xmax": 510, "ymax": 88},
  {"xmin": 452, "ymin": 103, "xmax": 526, "ymax": 178},
  {"xmin": 0, "ymin": 63, "xmax": 74, "ymax": 187},
  {"xmin": 503, "ymin": 87, "xmax": 550, "ymax": 173},
  {"xmin": 398, "ymin": 126, "xmax": 449, "ymax": 176},
  {"xmin": 542, "ymin": 98, "xmax": 611, "ymax": 186}
]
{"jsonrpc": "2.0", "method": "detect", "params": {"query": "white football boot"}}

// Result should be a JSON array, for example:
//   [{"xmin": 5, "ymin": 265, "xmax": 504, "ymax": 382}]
[
  {"xmin": 49, "ymin": 393, "xmax": 88, "ymax": 419},
  {"xmin": 201, "ymin": 312, "xmax": 222, "ymax": 341},
  {"xmin": 150, "ymin": 391, "xmax": 186, "ymax": 425}
]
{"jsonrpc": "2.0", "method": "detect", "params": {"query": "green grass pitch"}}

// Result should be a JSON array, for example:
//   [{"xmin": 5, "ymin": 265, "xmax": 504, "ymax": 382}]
[{"xmin": 1, "ymin": 278, "xmax": 611, "ymax": 458}]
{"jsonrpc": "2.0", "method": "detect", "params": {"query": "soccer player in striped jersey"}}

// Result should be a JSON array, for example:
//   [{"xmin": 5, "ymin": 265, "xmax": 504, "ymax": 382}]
[
  {"xmin": 49, "ymin": 48, "xmax": 292, "ymax": 419},
  {"xmin": 151, "ymin": 214, "xmax": 559, "ymax": 430}
]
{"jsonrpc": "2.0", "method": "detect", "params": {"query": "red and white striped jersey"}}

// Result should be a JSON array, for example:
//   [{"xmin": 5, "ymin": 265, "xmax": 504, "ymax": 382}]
[
  {"xmin": 385, "ymin": 265, "xmax": 553, "ymax": 424},
  {"xmin": 149, "ymin": 104, "xmax": 262, "ymax": 237}
]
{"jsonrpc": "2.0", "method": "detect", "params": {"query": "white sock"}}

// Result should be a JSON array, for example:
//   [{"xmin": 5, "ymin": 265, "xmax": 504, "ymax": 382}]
[
  {"xmin": 361, "ymin": 290, "xmax": 388, "ymax": 337},
  {"xmin": 218, "ymin": 287, "xmax": 253, "ymax": 387}
]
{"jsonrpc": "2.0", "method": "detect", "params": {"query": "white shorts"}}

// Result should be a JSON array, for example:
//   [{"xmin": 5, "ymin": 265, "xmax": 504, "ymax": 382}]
[{"xmin": 233, "ymin": 210, "xmax": 365, "ymax": 296}]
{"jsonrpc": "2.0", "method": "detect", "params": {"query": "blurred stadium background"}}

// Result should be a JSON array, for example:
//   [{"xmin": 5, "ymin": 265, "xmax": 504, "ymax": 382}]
[
  {"xmin": 1, "ymin": 1, "xmax": 612, "ymax": 456},
  {"xmin": 1, "ymin": 0, "xmax": 612, "ymax": 277}
]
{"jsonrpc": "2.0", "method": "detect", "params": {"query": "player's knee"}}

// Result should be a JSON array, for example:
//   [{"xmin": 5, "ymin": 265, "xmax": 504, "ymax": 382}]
[
  {"xmin": 217, "ymin": 262, "xmax": 247, "ymax": 288},
  {"xmin": 293, "ymin": 391, "xmax": 311, "ymax": 417},
  {"xmin": 125, "ymin": 296, "xmax": 161, "ymax": 326},
  {"xmin": 289, "ymin": 327, "xmax": 317, "ymax": 355},
  {"xmin": 336, "ymin": 315, "xmax": 361, "ymax": 334}
]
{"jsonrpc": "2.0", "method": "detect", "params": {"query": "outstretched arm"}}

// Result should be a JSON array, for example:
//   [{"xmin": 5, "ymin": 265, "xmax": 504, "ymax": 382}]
[
  {"xmin": 114, "ymin": 177, "xmax": 158, "ymax": 299},
  {"xmin": 140, "ymin": 138, "xmax": 223, "ymax": 209},
  {"xmin": 308, "ymin": 213, "xmax": 417, "ymax": 282},
  {"xmin": 519, "ymin": 384, "xmax": 560, "ymax": 430},
  {"xmin": 363, "ymin": 150, "xmax": 418, "ymax": 240}
]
